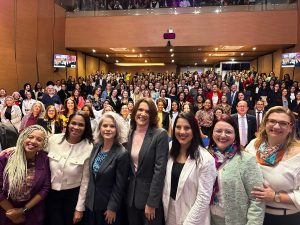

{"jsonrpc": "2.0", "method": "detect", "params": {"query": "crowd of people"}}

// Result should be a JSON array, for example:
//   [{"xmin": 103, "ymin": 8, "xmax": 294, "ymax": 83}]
[
  {"xmin": 70, "ymin": 0, "xmax": 266, "ymax": 11},
  {"xmin": 0, "ymin": 68, "xmax": 300, "ymax": 225}
]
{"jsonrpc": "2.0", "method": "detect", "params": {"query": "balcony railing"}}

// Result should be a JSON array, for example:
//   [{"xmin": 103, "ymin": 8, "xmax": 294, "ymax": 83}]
[{"xmin": 57, "ymin": 0, "xmax": 297, "ymax": 17}]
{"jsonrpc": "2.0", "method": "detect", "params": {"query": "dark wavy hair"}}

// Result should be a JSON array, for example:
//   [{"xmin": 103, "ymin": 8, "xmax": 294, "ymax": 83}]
[
  {"xmin": 63, "ymin": 111, "xmax": 94, "ymax": 144},
  {"xmin": 63, "ymin": 98, "xmax": 78, "ymax": 117},
  {"xmin": 130, "ymin": 98, "xmax": 158, "ymax": 130},
  {"xmin": 170, "ymin": 112, "xmax": 204, "ymax": 163},
  {"xmin": 208, "ymin": 115, "xmax": 242, "ymax": 153}
]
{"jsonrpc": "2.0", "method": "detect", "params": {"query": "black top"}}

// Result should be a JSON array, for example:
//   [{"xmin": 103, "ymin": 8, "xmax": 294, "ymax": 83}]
[{"xmin": 170, "ymin": 161, "xmax": 185, "ymax": 200}]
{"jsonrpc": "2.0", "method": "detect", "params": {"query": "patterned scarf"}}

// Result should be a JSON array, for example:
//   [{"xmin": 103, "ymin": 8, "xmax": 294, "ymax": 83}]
[
  {"xmin": 256, "ymin": 141, "xmax": 285, "ymax": 166},
  {"xmin": 210, "ymin": 144, "xmax": 238, "ymax": 205}
]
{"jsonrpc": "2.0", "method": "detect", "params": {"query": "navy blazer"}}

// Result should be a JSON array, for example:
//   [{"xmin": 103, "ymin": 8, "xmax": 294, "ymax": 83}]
[
  {"xmin": 126, "ymin": 127, "xmax": 169, "ymax": 209},
  {"xmin": 85, "ymin": 143, "xmax": 130, "ymax": 212},
  {"xmin": 231, "ymin": 113, "xmax": 257, "ymax": 146}
]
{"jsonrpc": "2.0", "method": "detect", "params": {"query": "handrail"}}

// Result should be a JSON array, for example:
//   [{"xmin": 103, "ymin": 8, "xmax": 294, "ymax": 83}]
[{"xmin": 58, "ymin": 0, "xmax": 297, "ymax": 17}]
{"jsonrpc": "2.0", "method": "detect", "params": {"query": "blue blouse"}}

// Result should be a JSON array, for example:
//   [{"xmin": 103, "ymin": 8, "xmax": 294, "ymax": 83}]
[{"xmin": 92, "ymin": 148, "xmax": 108, "ymax": 177}]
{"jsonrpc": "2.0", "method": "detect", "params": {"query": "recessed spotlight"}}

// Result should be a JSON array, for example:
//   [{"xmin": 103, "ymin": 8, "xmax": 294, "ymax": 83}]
[
  {"xmin": 139, "ymin": 53, "xmax": 143, "ymax": 57},
  {"xmin": 170, "ymin": 49, "xmax": 174, "ymax": 52},
  {"xmin": 106, "ymin": 54, "xmax": 109, "ymax": 58},
  {"xmin": 214, "ymin": 48, "xmax": 218, "ymax": 51},
  {"xmin": 241, "ymin": 53, "xmax": 244, "ymax": 56},
  {"xmin": 231, "ymin": 58, "xmax": 235, "ymax": 61},
  {"xmin": 145, "ymin": 60, "xmax": 148, "ymax": 63},
  {"xmin": 204, "ymin": 59, "xmax": 207, "ymax": 62},
  {"xmin": 209, "ymin": 53, "xmax": 212, "ymax": 56},
  {"xmin": 194, "ymin": 63, "xmax": 198, "ymax": 66},
  {"xmin": 171, "ymin": 59, "xmax": 175, "ymax": 63},
  {"xmin": 171, "ymin": 53, "xmax": 174, "ymax": 57},
  {"xmin": 92, "ymin": 49, "xmax": 96, "ymax": 53},
  {"xmin": 146, "ymin": 49, "xmax": 151, "ymax": 52},
  {"xmin": 116, "ymin": 60, "xmax": 119, "ymax": 63},
  {"xmin": 252, "ymin": 47, "xmax": 256, "ymax": 51},
  {"xmin": 132, "ymin": 49, "xmax": 135, "ymax": 52}
]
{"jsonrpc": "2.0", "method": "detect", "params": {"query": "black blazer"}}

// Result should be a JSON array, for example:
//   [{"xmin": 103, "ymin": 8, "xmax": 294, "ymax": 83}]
[
  {"xmin": 37, "ymin": 118, "xmax": 62, "ymax": 134},
  {"xmin": 231, "ymin": 113, "xmax": 257, "ymax": 146},
  {"xmin": 85, "ymin": 143, "xmax": 130, "ymax": 212},
  {"xmin": 161, "ymin": 111, "xmax": 170, "ymax": 132},
  {"xmin": 126, "ymin": 127, "xmax": 168, "ymax": 209},
  {"xmin": 247, "ymin": 109, "xmax": 266, "ymax": 118}
]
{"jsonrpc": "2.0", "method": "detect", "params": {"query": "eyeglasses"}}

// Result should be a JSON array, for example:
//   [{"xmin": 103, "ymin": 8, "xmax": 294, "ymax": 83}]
[
  {"xmin": 266, "ymin": 119, "xmax": 291, "ymax": 129},
  {"xmin": 213, "ymin": 129, "xmax": 235, "ymax": 136}
]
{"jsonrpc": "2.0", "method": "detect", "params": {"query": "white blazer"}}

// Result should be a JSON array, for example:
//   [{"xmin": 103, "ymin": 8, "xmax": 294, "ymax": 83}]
[
  {"xmin": 1, "ymin": 105, "xmax": 22, "ymax": 131},
  {"xmin": 163, "ymin": 147, "xmax": 216, "ymax": 225}
]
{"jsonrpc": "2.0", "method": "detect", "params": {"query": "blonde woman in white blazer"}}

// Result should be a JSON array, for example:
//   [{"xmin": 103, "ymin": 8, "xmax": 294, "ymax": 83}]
[
  {"xmin": 1, "ymin": 96, "xmax": 22, "ymax": 131},
  {"xmin": 163, "ymin": 112, "xmax": 216, "ymax": 225}
]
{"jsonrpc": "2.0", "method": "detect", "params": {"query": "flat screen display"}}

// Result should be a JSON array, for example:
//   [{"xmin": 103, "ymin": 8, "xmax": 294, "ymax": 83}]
[
  {"xmin": 281, "ymin": 53, "xmax": 297, "ymax": 68},
  {"xmin": 54, "ymin": 54, "xmax": 67, "ymax": 68},
  {"xmin": 66, "ymin": 55, "xmax": 77, "ymax": 68}
]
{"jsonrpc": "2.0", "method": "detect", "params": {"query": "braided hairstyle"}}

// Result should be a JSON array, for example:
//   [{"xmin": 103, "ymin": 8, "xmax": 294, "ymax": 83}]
[{"xmin": 3, "ymin": 125, "xmax": 48, "ymax": 199}]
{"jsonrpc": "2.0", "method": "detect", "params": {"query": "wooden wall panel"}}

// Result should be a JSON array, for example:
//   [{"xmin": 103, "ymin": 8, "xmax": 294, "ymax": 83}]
[
  {"xmin": 99, "ymin": 60, "xmax": 109, "ymax": 74},
  {"xmin": 66, "ymin": 11, "xmax": 297, "ymax": 48},
  {"xmin": 77, "ymin": 51, "xmax": 86, "ymax": 76},
  {"xmin": 257, "ymin": 54, "xmax": 272, "ymax": 74},
  {"xmin": 0, "ymin": 0, "xmax": 18, "ymax": 94},
  {"xmin": 86, "ymin": 56, "xmax": 99, "ymax": 75},
  {"xmin": 37, "ymin": 0, "xmax": 55, "ymax": 86},
  {"xmin": 109, "ymin": 64, "xmax": 177, "ymax": 74},
  {"xmin": 16, "ymin": 0, "xmax": 38, "ymax": 87},
  {"xmin": 273, "ymin": 49, "xmax": 282, "ymax": 78}
]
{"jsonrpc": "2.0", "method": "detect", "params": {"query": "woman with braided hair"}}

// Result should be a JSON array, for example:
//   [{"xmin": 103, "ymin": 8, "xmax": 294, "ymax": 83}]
[{"xmin": 0, "ymin": 125, "xmax": 51, "ymax": 225}]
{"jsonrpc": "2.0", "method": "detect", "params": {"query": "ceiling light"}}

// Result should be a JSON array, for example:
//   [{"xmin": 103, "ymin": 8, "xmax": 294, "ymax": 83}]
[
  {"xmin": 145, "ymin": 60, "xmax": 148, "ymax": 63},
  {"xmin": 132, "ymin": 49, "xmax": 135, "ymax": 52},
  {"xmin": 194, "ymin": 63, "xmax": 198, "ymax": 66},
  {"xmin": 106, "ymin": 54, "xmax": 109, "ymax": 58},
  {"xmin": 214, "ymin": 48, "xmax": 219, "ymax": 51},
  {"xmin": 209, "ymin": 53, "xmax": 212, "ymax": 56},
  {"xmin": 221, "ymin": 46, "xmax": 244, "ymax": 50},
  {"xmin": 171, "ymin": 53, "xmax": 174, "ymax": 57},
  {"xmin": 252, "ymin": 47, "xmax": 256, "ymax": 51},
  {"xmin": 171, "ymin": 59, "xmax": 175, "ymax": 63},
  {"xmin": 109, "ymin": 48, "xmax": 130, "ymax": 52},
  {"xmin": 139, "ymin": 53, "xmax": 143, "ymax": 57},
  {"xmin": 204, "ymin": 59, "xmax": 207, "ymax": 62},
  {"xmin": 170, "ymin": 49, "xmax": 174, "ymax": 52},
  {"xmin": 115, "ymin": 63, "xmax": 165, "ymax": 66},
  {"xmin": 146, "ymin": 49, "xmax": 151, "ymax": 52},
  {"xmin": 116, "ymin": 60, "xmax": 119, "ymax": 63},
  {"xmin": 241, "ymin": 53, "xmax": 244, "ymax": 56},
  {"xmin": 92, "ymin": 49, "xmax": 96, "ymax": 53},
  {"xmin": 231, "ymin": 58, "xmax": 235, "ymax": 61}
]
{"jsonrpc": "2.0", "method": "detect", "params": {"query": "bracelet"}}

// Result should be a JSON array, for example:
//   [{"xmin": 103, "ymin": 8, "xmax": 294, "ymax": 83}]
[{"xmin": 22, "ymin": 207, "xmax": 29, "ymax": 214}]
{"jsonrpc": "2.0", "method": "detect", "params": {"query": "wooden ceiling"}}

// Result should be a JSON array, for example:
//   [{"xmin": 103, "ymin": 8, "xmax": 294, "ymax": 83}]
[{"xmin": 71, "ymin": 44, "xmax": 294, "ymax": 66}]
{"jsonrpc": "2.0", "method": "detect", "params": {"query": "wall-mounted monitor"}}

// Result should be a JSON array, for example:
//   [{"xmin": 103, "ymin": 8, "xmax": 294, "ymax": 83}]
[
  {"xmin": 54, "ymin": 54, "xmax": 67, "ymax": 68},
  {"xmin": 281, "ymin": 53, "xmax": 297, "ymax": 68},
  {"xmin": 66, "ymin": 55, "xmax": 76, "ymax": 68}
]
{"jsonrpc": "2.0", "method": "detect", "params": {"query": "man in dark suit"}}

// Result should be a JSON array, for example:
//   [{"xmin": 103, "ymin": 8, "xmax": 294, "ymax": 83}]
[
  {"xmin": 57, "ymin": 83, "xmax": 70, "ymax": 104},
  {"xmin": 231, "ymin": 100, "xmax": 257, "ymax": 147},
  {"xmin": 226, "ymin": 84, "xmax": 238, "ymax": 106},
  {"xmin": 248, "ymin": 100, "xmax": 266, "ymax": 131}
]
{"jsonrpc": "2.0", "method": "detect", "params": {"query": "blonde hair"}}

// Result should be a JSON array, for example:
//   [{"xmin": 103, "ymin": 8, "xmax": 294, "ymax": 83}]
[
  {"xmin": 254, "ymin": 106, "xmax": 298, "ymax": 149},
  {"xmin": 3, "ymin": 125, "xmax": 48, "ymax": 199},
  {"xmin": 94, "ymin": 112, "xmax": 128, "ymax": 144}
]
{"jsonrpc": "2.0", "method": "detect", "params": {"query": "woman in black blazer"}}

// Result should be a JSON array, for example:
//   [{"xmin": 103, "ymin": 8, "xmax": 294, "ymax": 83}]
[
  {"xmin": 126, "ymin": 98, "xmax": 169, "ymax": 225},
  {"xmin": 85, "ymin": 112, "xmax": 130, "ymax": 225},
  {"xmin": 37, "ymin": 105, "xmax": 62, "ymax": 135}
]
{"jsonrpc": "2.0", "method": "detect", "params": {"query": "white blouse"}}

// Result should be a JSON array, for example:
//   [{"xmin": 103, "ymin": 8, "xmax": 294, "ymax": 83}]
[
  {"xmin": 46, "ymin": 133, "xmax": 93, "ymax": 211},
  {"xmin": 246, "ymin": 139, "xmax": 300, "ymax": 211}
]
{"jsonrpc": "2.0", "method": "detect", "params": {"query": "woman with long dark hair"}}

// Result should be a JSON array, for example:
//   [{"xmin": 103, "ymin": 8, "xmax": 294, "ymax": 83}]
[{"xmin": 163, "ymin": 112, "xmax": 216, "ymax": 225}]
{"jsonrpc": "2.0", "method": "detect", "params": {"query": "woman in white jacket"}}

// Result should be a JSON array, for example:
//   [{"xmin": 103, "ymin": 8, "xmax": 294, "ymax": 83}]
[{"xmin": 163, "ymin": 112, "xmax": 216, "ymax": 225}]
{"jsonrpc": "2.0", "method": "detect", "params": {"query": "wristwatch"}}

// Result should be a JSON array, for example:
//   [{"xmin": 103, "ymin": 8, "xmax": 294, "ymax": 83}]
[{"xmin": 274, "ymin": 192, "xmax": 281, "ymax": 203}]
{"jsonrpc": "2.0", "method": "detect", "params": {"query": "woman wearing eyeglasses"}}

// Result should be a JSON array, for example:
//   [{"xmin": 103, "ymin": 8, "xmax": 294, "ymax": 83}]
[
  {"xmin": 246, "ymin": 106, "xmax": 300, "ymax": 225},
  {"xmin": 209, "ymin": 115, "xmax": 265, "ymax": 225}
]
